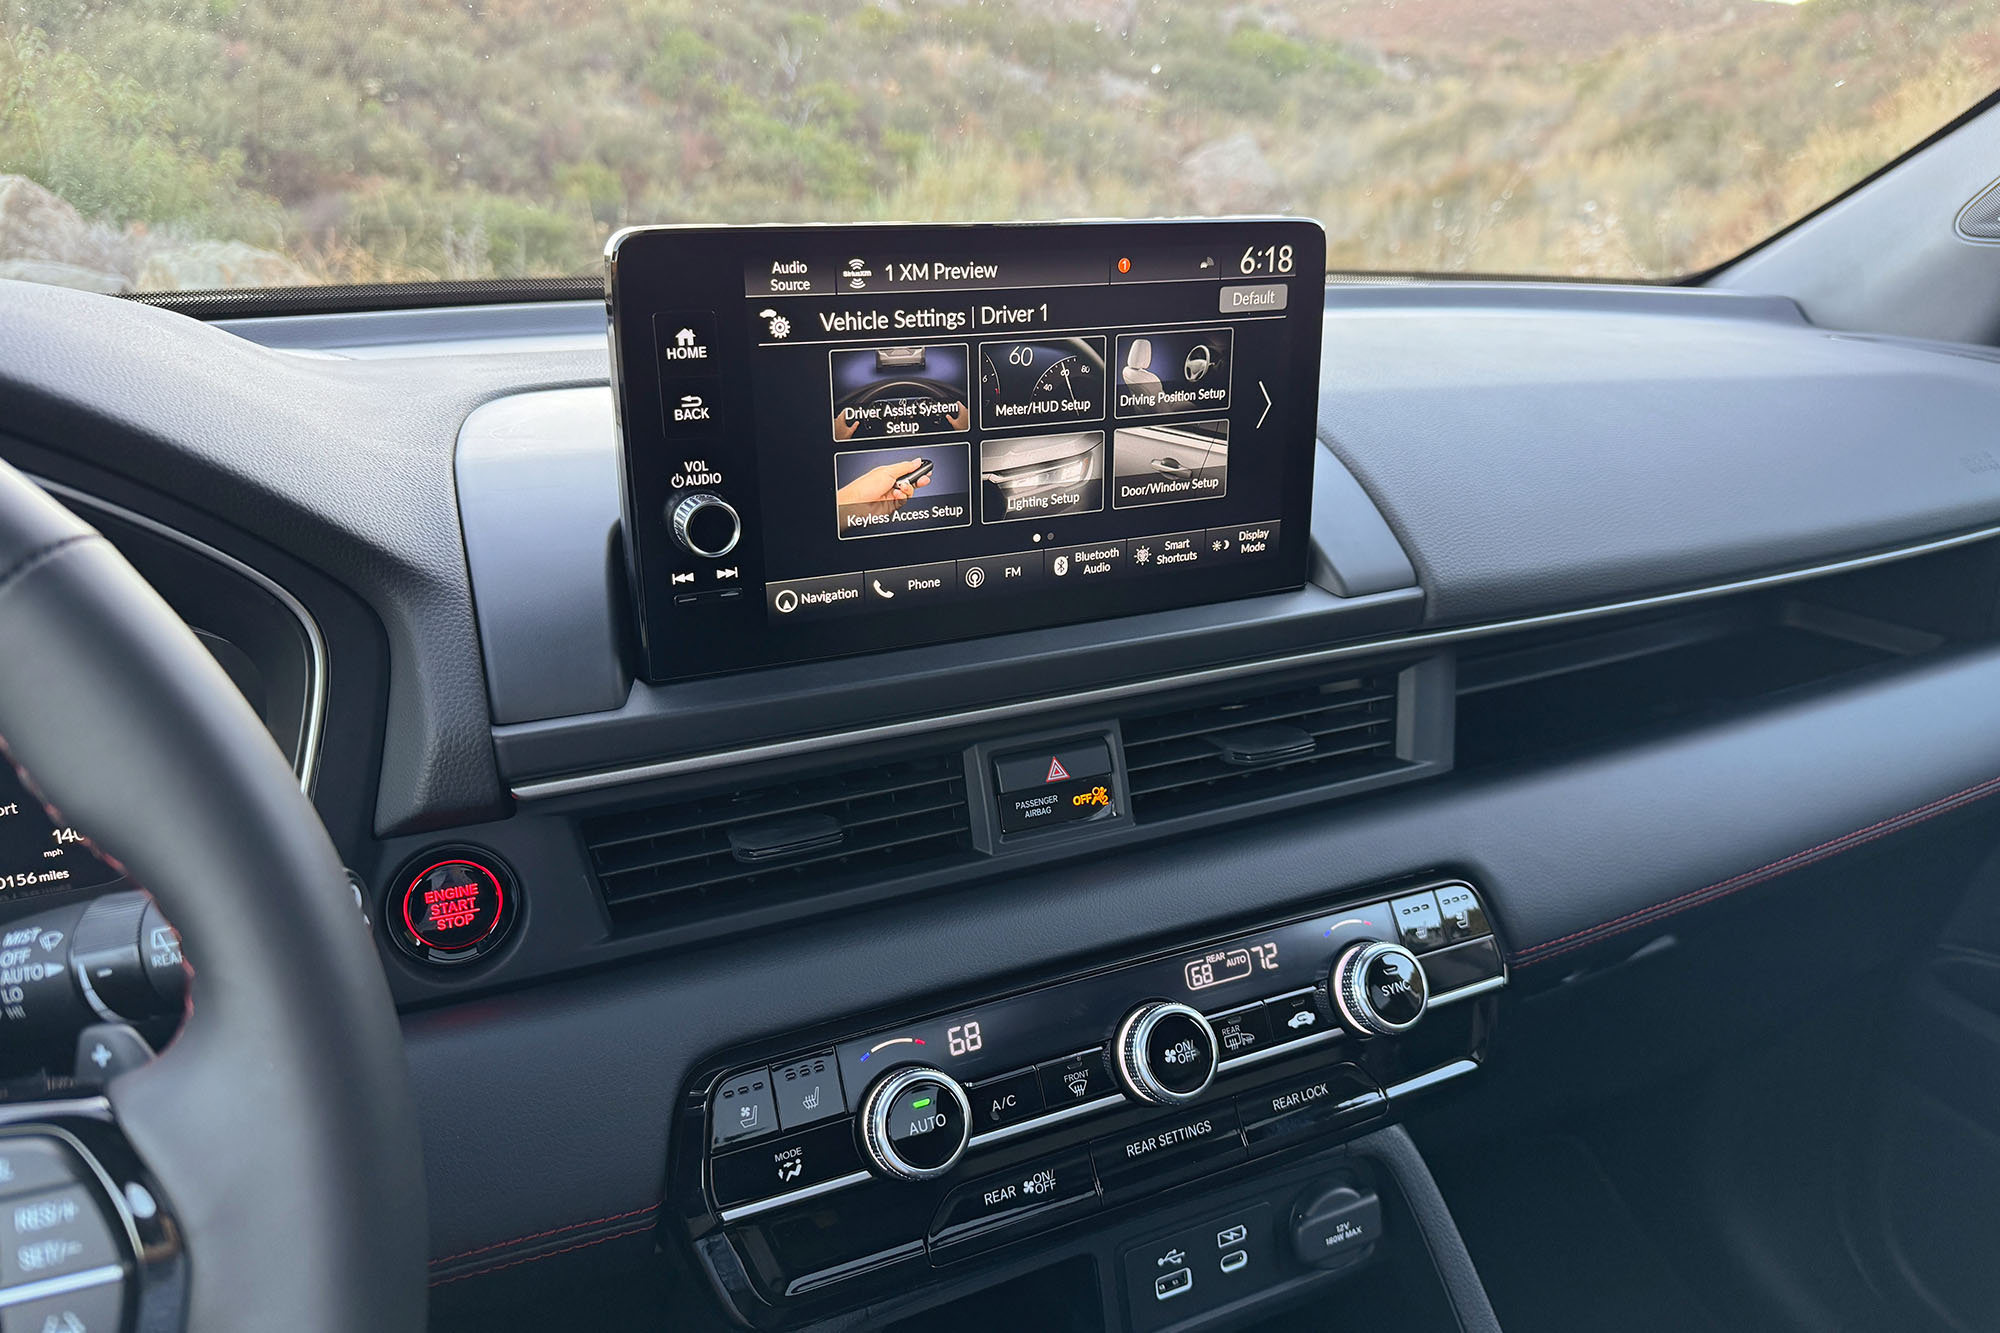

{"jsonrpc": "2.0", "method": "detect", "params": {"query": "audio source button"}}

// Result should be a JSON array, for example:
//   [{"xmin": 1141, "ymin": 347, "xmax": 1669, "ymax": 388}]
[{"xmin": 766, "ymin": 573, "xmax": 864, "ymax": 622}]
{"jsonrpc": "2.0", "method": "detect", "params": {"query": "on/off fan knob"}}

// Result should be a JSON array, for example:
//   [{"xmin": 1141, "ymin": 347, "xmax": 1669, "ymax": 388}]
[{"xmin": 1114, "ymin": 1001, "xmax": 1219, "ymax": 1106}]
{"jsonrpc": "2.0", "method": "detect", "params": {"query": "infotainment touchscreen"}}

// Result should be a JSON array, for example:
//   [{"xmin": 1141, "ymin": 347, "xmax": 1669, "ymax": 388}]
[{"xmin": 607, "ymin": 219, "xmax": 1324, "ymax": 682}]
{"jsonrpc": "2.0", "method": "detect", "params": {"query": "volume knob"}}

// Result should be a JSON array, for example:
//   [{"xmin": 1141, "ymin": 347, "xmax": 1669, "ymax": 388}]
[
  {"xmin": 669, "ymin": 492, "xmax": 742, "ymax": 559},
  {"xmin": 1114, "ymin": 1001, "xmax": 1219, "ymax": 1106},
  {"xmin": 1328, "ymin": 941, "xmax": 1429, "ymax": 1036},
  {"xmin": 859, "ymin": 1066, "xmax": 972, "ymax": 1182}
]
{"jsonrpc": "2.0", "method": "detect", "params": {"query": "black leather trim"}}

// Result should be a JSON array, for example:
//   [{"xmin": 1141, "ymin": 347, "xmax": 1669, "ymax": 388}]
[{"xmin": 0, "ymin": 463, "xmax": 426, "ymax": 1332}]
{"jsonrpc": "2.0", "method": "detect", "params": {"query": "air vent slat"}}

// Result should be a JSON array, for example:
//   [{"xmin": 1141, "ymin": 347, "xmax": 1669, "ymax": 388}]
[
  {"xmin": 1122, "ymin": 672, "xmax": 1405, "ymax": 821},
  {"xmin": 583, "ymin": 755, "xmax": 975, "ymax": 929}
]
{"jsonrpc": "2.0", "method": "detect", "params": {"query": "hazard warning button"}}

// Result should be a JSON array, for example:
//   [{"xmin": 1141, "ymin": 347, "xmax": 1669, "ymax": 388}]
[{"xmin": 992, "ymin": 739, "xmax": 1114, "ymax": 794}]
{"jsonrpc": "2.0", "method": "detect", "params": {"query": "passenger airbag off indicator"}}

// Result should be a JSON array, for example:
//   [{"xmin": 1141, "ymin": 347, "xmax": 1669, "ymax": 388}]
[
  {"xmin": 992, "ymin": 737, "xmax": 1119, "ymax": 834},
  {"xmin": 387, "ymin": 848, "xmax": 519, "ymax": 966}
]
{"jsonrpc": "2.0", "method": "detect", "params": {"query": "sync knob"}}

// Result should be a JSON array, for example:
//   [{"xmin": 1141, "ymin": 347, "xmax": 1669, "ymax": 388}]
[
  {"xmin": 1114, "ymin": 1001, "xmax": 1219, "ymax": 1106},
  {"xmin": 668, "ymin": 492, "xmax": 742, "ymax": 559},
  {"xmin": 1326, "ymin": 941, "xmax": 1429, "ymax": 1036},
  {"xmin": 859, "ymin": 1065, "xmax": 972, "ymax": 1182}
]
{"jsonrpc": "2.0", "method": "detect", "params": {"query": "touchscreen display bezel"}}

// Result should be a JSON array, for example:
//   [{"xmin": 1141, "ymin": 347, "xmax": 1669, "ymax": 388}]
[{"xmin": 608, "ymin": 219, "xmax": 1325, "ymax": 683}]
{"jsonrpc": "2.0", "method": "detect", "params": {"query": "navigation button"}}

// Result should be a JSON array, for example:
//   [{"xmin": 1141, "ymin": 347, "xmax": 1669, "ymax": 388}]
[
  {"xmin": 956, "ymin": 550, "xmax": 1045, "ymax": 595},
  {"xmin": 865, "ymin": 560, "xmax": 956, "ymax": 606},
  {"xmin": 772, "ymin": 1053, "xmax": 846, "ymax": 1132},
  {"xmin": 1205, "ymin": 520, "xmax": 1281, "ymax": 562},
  {"xmin": 711, "ymin": 1120, "xmax": 862, "ymax": 1209},
  {"xmin": 1036, "ymin": 1049, "xmax": 1116, "ymax": 1109},
  {"xmin": 767, "ymin": 572, "xmax": 864, "ymax": 622},
  {"xmin": 1047, "ymin": 540, "xmax": 1125, "ymax": 582},
  {"xmin": 712, "ymin": 1069, "xmax": 779, "ymax": 1149},
  {"xmin": 928, "ymin": 1147, "xmax": 1097, "ymax": 1253},
  {"xmin": 968, "ymin": 1067, "xmax": 1046, "ymax": 1134},
  {"xmin": 1090, "ymin": 1102, "xmax": 1244, "ymax": 1196},
  {"xmin": 1127, "ymin": 530, "xmax": 1206, "ymax": 576}
]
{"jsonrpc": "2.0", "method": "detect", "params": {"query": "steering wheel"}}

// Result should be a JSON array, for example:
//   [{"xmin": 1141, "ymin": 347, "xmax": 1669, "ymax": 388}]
[{"xmin": 0, "ymin": 461, "xmax": 427, "ymax": 1331}]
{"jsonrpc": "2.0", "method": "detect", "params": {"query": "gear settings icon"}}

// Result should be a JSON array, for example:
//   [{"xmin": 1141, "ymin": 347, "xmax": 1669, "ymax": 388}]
[{"xmin": 758, "ymin": 308, "xmax": 791, "ymax": 339}]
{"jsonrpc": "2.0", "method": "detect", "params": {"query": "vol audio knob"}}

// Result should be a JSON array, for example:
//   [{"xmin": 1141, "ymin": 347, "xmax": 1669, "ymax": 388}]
[
  {"xmin": 859, "ymin": 1066, "xmax": 972, "ymax": 1182},
  {"xmin": 1114, "ymin": 1001, "xmax": 1219, "ymax": 1106},
  {"xmin": 1327, "ymin": 941, "xmax": 1429, "ymax": 1036},
  {"xmin": 668, "ymin": 492, "xmax": 742, "ymax": 559}
]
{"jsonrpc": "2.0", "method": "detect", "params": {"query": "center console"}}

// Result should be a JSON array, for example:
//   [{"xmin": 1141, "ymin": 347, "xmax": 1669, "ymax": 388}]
[{"xmin": 676, "ymin": 879, "xmax": 1504, "ymax": 1329}]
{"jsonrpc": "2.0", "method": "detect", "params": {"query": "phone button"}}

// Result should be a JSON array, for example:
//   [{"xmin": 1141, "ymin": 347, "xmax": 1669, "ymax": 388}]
[{"xmin": 864, "ymin": 560, "xmax": 956, "ymax": 606}]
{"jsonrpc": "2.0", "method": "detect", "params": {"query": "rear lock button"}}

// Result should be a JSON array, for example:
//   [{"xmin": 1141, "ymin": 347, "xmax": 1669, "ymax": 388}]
[{"xmin": 388, "ymin": 851, "xmax": 517, "ymax": 964}]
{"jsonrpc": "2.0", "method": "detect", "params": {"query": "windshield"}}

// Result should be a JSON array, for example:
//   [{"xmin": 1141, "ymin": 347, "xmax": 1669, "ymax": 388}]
[{"xmin": 1, "ymin": 0, "xmax": 1994, "ymax": 294}]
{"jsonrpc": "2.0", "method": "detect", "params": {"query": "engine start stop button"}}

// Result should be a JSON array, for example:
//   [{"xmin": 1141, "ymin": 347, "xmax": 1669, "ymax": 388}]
[{"xmin": 389, "ymin": 851, "xmax": 517, "ymax": 964}]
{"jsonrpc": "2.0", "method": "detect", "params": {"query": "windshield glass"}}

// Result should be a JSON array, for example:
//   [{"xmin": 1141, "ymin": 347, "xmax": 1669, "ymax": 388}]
[{"xmin": 1, "ymin": 0, "xmax": 1995, "ymax": 293}]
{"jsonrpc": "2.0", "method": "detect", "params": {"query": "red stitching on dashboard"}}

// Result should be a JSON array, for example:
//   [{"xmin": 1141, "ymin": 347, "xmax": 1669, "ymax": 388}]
[
  {"xmin": 1512, "ymin": 772, "xmax": 2000, "ymax": 966},
  {"xmin": 428, "ymin": 1220, "xmax": 657, "ymax": 1287},
  {"xmin": 429, "ymin": 1203, "xmax": 660, "ymax": 1267}
]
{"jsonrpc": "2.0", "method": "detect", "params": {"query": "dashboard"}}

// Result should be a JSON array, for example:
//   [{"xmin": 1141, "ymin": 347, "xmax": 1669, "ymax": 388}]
[{"xmin": 7, "ymin": 199, "xmax": 2000, "ymax": 1332}]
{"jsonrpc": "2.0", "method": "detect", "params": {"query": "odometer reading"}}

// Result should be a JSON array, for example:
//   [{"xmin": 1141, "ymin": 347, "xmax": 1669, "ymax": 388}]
[{"xmin": 0, "ymin": 767, "xmax": 120, "ymax": 900}]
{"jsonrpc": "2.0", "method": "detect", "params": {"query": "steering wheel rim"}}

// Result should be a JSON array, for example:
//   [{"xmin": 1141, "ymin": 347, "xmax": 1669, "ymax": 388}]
[{"xmin": 0, "ymin": 461, "xmax": 427, "ymax": 1331}]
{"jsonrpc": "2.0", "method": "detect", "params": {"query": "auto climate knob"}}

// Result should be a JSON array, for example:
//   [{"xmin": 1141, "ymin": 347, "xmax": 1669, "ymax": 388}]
[
  {"xmin": 668, "ymin": 492, "xmax": 742, "ymax": 558},
  {"xmin": 1327, "ymin": 941, "xmax": 1429, "ymax": 1036},
  {"xmin": 859, "ymin": 1065, "xmax": 972, "ymax": 1182},
  {"xmin": 1114, "ymin": 1001, "xmax": 1219, "ymax": 1106}
]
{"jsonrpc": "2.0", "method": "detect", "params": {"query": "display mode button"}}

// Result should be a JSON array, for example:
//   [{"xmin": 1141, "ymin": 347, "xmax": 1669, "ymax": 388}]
[
  {"xmin": 1047, "ymin": 541, "xmax": 1124, "ymax": 582},
  {"xmin": 929, "ymin": 1147, "xmax": 1097, "ymax": 1253},
  {"xmin": 1091, "ymin": 1102, "xmax": 1244, "ymax": 1196},
  {"xmin": 767, "ymin": 573, "xmax": 864, "ymax": 621},
  {"xmin": 712, "ymin": 1120, "xmax": 861, "ymax": 1209},
  {"xmin": 1206, "ymin": 521, "xmax": 1281, "ymax": 561},
  {"xmin": 864, "ymin": 560, "xmax": 956, "ymax": 606}
]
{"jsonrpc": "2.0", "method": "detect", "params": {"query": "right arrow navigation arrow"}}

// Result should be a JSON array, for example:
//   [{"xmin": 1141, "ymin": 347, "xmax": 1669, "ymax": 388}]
[{"xmin": 1257, "ymin": 381, "xmax": 1273, "ymax": 429}]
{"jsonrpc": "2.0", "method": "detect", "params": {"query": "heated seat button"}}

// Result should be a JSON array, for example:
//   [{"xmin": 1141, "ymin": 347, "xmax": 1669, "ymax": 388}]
[
  {"xmin": 1434, "ymin": 883, "xmax": 1491, "ymax": 943},
  {"xmin": 1238, "ymin": 1064, "xmax": 1385, "ymax": 1157},
  {"xmin": 711, "ymin": 1121, "xmax": 861, "ymax": 1209},
  {"xmin": 928, "ymin": 1147, "xmax": 1098, "ymax": 1253},
  {"xmin": 771, "ymin": 1054, "xmax": 845, "ymax": 1132},
  {"xmin": 711, "ymin": 1069, "xmax": 779, "ymax": 1149},
  {"xmin": 1090, "ymin": 1102, "xmax": 1244, "ymax": 1197},
  {"xmin": 0, "ymin": 1185, "xmax": 119, "ymax": 1285},
  {"xmin": 1037, "ymin": 1049, "xmax": 1117, "ymax": 1110},
  {"xmin": 968, "ymin": 1068, "xmax": 1046, "ymax": 1135},
  {"xmin": 1390, "ymin": 891, "xmax": 1447, "ymax": 952}
]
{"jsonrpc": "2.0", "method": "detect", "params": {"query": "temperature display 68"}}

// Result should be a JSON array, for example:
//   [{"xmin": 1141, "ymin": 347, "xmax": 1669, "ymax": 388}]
[
  {"xmin": 1183, "ymin": 940, "xmax": 1279, "ymax": 992},
  {"xmin": 0, "ymin": 762, "xmax": 120, "ymax": 899}
]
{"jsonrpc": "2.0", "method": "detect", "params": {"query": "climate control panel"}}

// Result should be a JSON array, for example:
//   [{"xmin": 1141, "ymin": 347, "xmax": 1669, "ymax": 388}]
[{"xmin": 676, "ymin": 879, "xmax": 1504, "ymax": 1326}]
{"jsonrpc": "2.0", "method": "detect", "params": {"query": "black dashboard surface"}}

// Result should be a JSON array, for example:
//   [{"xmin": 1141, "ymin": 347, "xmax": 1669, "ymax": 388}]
[{"xmin": 9, "ymin": 275, "xmax": 2000, "ymax": 1273}]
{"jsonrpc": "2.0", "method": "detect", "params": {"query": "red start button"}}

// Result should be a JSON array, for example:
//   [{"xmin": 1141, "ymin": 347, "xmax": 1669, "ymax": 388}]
[{"xmin": 392, "ymin": 853, "xmax": 515, "ymax": 962}]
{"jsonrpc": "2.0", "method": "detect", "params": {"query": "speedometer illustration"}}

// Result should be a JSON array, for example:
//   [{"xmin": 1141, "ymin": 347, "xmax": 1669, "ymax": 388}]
[{"xmin": 977, "ymin": 336, "xmax": 1107, "ymax": 430}]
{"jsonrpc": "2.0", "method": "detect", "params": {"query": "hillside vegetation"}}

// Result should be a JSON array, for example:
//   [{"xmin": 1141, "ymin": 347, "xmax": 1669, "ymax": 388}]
[{"xmin": 2, "ymin": 0, "xmax": 1998, "ymax": 288}]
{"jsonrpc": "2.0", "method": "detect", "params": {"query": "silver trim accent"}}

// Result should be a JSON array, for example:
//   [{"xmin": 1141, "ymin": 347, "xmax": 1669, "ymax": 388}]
[
  {"xmin": 512, "ymin": 520, "xmax": 2000, "ymax": 799},
  {"xmin": 1384, "ymin": 1059, "xmax": 1480, "ymax": 1100},
  {"xmin": 1334, "ymin": 941, "xmax": 1428, "ymax": 1036},
  {"xmin": 72, "ymin": 959, "xmax": 118, "ymax": 1024},
  {"xmin": 967, "ymin": 1093, "xmax": 1124, "ymax": 1149},
  {"xmin": 670, "ymin": 493, "xmax": 742, "ymax": 560},
  {"xmin": 1116, "ymin": 1002, "xmax": 1218, "ymax": 1106},
  {"xmin": 0, "ymin": 1263, "xmax": 124, "ymax": 1310},
  {"xmin": 716, "ymin": 1169, "xmax": 871, "ymax": 1223},
  {"xmin": 860, "ymin": 1066, "xmax": 972, "ymax": 1182},
  {"xmin": 31, "ymin": 477, "xmax": 329, "ymax": 795},
  {"xmin": 1426, "ymin": 975, "xmax": 1507, "ymax": 1009}
]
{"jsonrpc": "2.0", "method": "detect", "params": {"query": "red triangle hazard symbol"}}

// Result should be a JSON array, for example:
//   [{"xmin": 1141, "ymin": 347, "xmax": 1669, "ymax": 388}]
[{"xmin": 1045, "ymin": 757, "xmax": 1071, "ymax": 783}]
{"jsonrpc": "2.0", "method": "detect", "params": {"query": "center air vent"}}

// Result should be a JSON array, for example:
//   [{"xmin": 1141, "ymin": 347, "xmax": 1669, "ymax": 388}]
[
  {"xmin": 584, "ymin": 753, "xmax": 973, "ymax": 929},
  {"xmin": 1121, "ymin": 670, "xmax": 1408, "ymax": 822}
]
